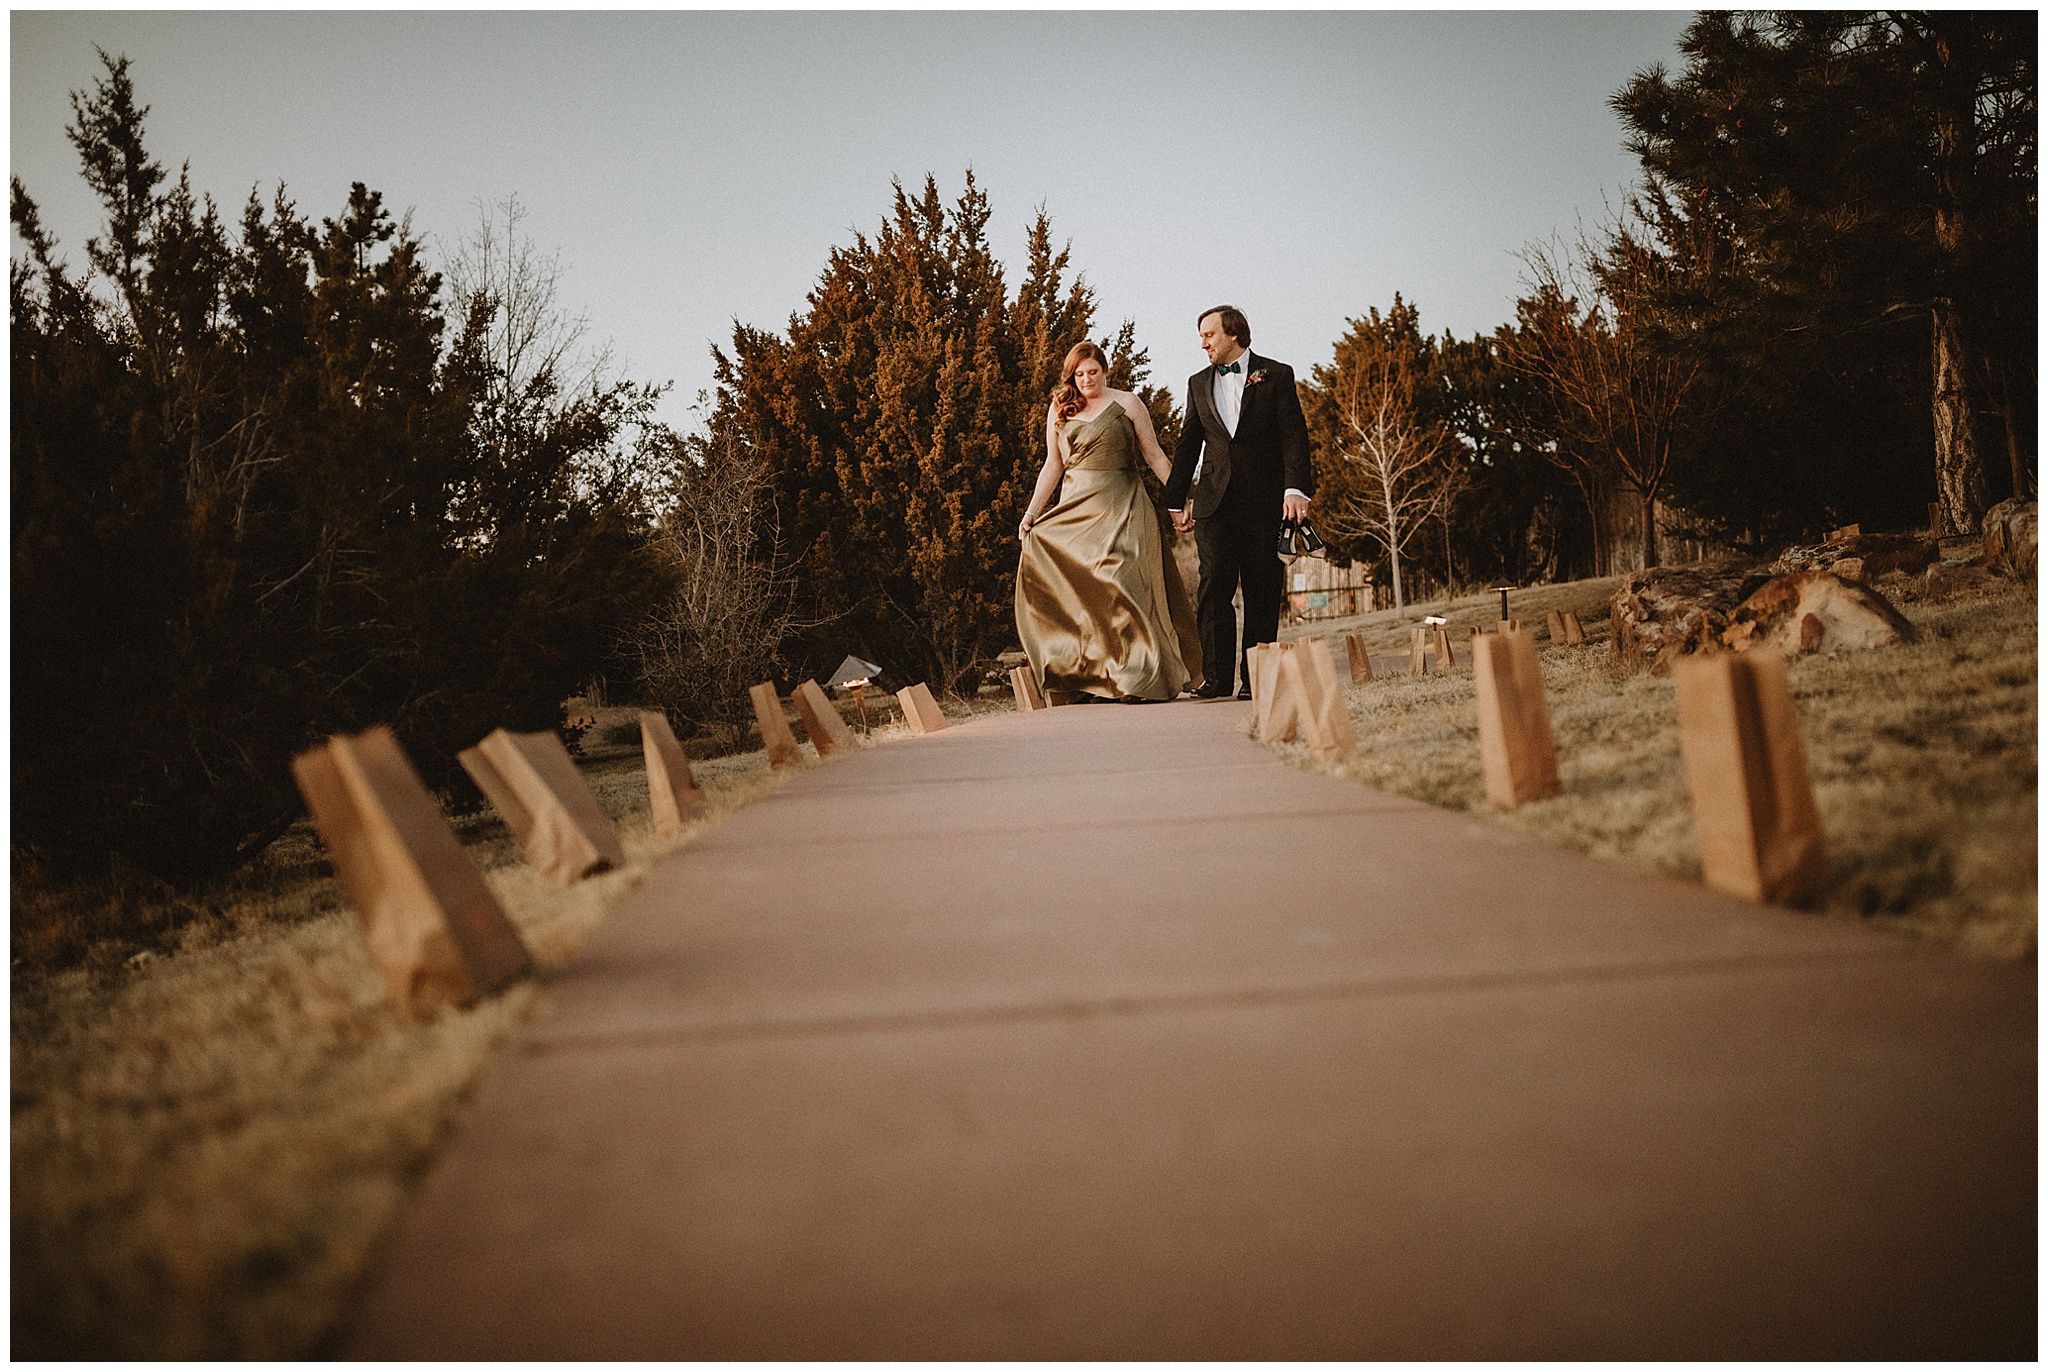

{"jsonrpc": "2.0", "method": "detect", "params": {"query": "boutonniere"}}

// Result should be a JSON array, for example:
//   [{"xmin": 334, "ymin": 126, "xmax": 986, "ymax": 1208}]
[{"xmin": 1247, "ymin": 369, "xmax": 1270, "ymax": 386}]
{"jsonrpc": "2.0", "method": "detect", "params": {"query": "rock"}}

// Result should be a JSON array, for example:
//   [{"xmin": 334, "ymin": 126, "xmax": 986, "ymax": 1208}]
[
  {"xmin": 1721, "ymin": 570, "xmax": 1917, "ymax": 655},
  {"xmin": 1774, "ymin": 532, "xmax": 1939, "ymax": 579},
  {"xmin": 1609, "ymin": 562, "xmax": 1773, "ymax": 673},
  {"xmin": 1980, "ymin": 498, "xmax": 2036, "ymax": 579},
  {"xmin": 1829, "ymin": 557, "xmax": 1866, "ymax": 582},
  {"xmin": 1925, "ymin": 561, "xmax": 2005, "ymax": 600}
]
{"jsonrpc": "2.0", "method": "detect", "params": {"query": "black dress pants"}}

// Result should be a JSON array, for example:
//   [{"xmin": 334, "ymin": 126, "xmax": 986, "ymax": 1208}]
[{"xmin": 1193, "ymin": 479, "xmax": 1283, "ymax": 691}]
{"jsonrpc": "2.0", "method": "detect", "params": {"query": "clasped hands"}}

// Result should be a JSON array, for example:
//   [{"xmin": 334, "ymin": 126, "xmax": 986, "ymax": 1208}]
[{"xmin": 1165, "ymin": 491, "xmax": 1308, "ymax": 534}]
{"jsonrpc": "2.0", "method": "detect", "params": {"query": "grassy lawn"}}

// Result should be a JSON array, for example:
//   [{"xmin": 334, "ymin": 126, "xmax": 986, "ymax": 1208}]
[
  {"xmin": 1272, "ymin": 563, "xmax": 2036, "ymax": 959},
  {"xmin": 11, "ymin": 580, "xmax": 2033, "ymax": 1355},
  {"xmin": 9, "ymin": 709, "xmax": 933, "ymax": 1359}
]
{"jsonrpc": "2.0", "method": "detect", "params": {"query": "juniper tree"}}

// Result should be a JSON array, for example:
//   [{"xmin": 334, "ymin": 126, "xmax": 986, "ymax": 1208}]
[
  {"xmin": 13, "ymin": 53, "xmax": 668, "ymax": 885},
  {"xmin": 712, "ymin": 173, "xmax": 1155, "ymax": 696}
]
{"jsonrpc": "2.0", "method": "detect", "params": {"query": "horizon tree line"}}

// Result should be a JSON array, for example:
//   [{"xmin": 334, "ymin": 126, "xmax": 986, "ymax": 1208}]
[{"xmin": 13, "ymin": 19, "xmax": 2033, "ymax": 886}]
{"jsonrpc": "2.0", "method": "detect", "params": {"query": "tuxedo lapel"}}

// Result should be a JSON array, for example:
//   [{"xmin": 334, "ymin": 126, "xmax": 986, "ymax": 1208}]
[{"xmin": 1192, "ymin": 366, "xmax": 1223, "ymax": 437}]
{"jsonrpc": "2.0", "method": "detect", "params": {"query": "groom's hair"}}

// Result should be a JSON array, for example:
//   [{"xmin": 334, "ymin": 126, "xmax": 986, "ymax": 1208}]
[{"xmin": 1198, "ymin": 305, "xmax": 1250, "ymax": 348}]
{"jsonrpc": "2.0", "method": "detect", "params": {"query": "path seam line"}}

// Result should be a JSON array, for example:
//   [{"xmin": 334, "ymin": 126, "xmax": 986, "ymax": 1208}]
[{"xmin": 519, "ymin": 943, "xmax": 1927, "ymax": 1056}]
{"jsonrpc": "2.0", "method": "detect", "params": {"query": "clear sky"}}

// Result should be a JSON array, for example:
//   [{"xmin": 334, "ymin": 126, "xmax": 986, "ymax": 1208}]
[{"xmin": 12, "ymin": 9, "xmax": 1695, "ymax": 428}]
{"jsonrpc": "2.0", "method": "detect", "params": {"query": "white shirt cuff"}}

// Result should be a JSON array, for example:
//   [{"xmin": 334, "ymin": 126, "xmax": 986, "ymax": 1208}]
[{"xmin": 1285, "ymin": 488, "xmax": 1308, "ymax": 501}]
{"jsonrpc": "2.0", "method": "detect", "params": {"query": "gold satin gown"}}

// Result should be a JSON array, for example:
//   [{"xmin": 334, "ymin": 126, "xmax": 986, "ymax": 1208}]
[{"xmin": 1015, "ymin": 405, "xmax": 1202, "ymax": 701}]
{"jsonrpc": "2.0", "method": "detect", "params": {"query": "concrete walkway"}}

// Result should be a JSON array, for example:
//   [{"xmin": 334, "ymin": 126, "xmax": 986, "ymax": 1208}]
[{"xmin": 347, "ymin": 699, "xmax": 2034, "ymax": 1359}]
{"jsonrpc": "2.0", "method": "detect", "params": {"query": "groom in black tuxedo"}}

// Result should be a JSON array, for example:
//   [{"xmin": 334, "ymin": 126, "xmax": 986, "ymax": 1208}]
[{"xmin": 1163, "ymin": 305, "xmax": 1315, "ymax": 699}]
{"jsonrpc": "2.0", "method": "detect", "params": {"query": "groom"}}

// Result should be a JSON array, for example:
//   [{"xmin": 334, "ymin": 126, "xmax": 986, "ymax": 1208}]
[{"xmin": 1163, "ymin": 305, "xmax": 1315, "ymax": 699}]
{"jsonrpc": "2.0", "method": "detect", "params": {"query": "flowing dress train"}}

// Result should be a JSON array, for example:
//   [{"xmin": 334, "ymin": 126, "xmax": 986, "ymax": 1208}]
[{"xmin": 1014, "ymin": 405, "xmax": 1201, "ymax": 701}]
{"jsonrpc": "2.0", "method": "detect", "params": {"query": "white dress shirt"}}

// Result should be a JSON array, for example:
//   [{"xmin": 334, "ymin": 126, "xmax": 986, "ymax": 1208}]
[{"xmin": 1213, "ymin": 347, "xmax": 1249, "ymax": 436}]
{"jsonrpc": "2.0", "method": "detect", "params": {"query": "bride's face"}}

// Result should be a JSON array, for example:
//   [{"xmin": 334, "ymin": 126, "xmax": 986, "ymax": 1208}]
[{"xmin": 1072, "ymin": 358, "xmax": 1106, "ymax": 399}]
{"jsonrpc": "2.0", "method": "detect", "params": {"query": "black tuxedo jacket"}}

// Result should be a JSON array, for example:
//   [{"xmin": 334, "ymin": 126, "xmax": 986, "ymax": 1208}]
[{"xmin": 1164, "ymin": 352, "xmax": 1315, "ymax": 520}]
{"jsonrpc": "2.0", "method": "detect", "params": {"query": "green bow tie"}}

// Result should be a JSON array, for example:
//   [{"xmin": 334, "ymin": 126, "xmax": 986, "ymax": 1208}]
[{"xmin": 1217, "ymin": 361, "xmax": 1241, "ymax": 376}]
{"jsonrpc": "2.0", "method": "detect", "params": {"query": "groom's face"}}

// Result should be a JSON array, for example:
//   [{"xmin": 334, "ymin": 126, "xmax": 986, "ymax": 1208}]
[{"xmin": 1199, "ymin": 313, "xmax": 1244, "ymax": 366}]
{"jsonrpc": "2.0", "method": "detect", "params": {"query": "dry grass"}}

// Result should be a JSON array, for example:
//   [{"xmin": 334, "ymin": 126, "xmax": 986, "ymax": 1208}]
[
  {"xmin": 8, "ymin": 723, "xmax": 903, "ymax": 1359},
  {"xmin": 1272, "ymin": 564, "xmax": 2036, "ymax": 960},
  {"xmin": 1288, "ymin": 575, "xmax": 1630, "ymax": 655}
]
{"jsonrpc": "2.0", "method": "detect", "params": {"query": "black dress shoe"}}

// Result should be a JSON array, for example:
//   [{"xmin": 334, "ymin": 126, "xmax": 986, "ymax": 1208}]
[
  {"xmin": 1235, "ymin": 683, "xmax": 1253, "ymax": 700},
  {"xmin": 1190, "ymin": 682, "xmax": 1234, "ymax": 699}
]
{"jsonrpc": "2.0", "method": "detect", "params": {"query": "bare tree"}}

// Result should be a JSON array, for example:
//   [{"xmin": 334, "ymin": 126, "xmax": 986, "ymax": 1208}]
[
  {"xmin": 447, "ymin": 193, "xmax": 607, "ymax": 413},
  {"xmin": 1504, "ymin": 233, "xmax": 1706, "ymax": 569},
  {"xmin": 631, "ymin": 431, "xmax": 816, "ymax": 746},
  {"xmin": 1320, "ymin": 347, "xmax": 1466, "ymax": 612},
  {"xmin": 444, "ymin": 193, "xmax": 670, "ymax": 542}
]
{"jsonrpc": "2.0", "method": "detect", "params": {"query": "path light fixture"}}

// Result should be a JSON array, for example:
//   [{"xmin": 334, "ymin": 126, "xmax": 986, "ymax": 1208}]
[
  {"xmin": 1492, "ymin": 582, "xmax": 1516, "ymax": 622},
  {"xmin": 827, "ymin": 654, "xmax": 883, "ymax": 735},
  {"xmin": 1424, "ymin": 614, "xmax": 1447, "ymax": 626}
]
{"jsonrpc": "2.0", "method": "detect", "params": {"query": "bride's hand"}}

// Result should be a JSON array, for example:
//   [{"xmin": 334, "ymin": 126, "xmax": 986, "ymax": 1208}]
[{"xmin": 1018, "ymin": 512, "xmax": 1036, "ymax": 541}]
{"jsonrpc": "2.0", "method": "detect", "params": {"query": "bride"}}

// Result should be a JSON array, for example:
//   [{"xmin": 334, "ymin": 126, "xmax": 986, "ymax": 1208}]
[{"xmin": 1014, "ymin": 341, "xmax": 1201, "ymax": 702}]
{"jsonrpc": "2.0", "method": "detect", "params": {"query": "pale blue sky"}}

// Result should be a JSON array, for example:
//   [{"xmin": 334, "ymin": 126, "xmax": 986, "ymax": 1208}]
[{"xmin": 13, "ymin": 10, "xmax": 1695, "ymax": 427}]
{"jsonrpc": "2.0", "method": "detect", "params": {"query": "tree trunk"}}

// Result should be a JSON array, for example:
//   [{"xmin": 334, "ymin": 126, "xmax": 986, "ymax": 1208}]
[
  {"xmin": 2004, "ymin": 399, "xmax": 2029, "ymax": 503},
  {"xmin": 1927, "ymin": 24, "xmax": 1991, "ymax": 534},
  {"xmin": 1639, "ymin": 489, "xmax": 1660, "ymax": 568},
  {"xmin": 1984, "ymin": 355, "xmax": 2032, "ymax": 502},
  {"xmin": 1573, "ymin": 468, "xmax": 1608, "ymax": 578},
  {"xmin": 1931, "ymin": 297, "xmax": 1989, "ymax": 533},
  {"xmin": 1389, "ymin": 542, "xmax": 1405, "ymax": 612}
]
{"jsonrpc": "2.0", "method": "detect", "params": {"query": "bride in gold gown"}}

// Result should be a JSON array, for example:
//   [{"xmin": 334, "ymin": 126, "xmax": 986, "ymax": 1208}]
[{"xmin": 1014, "ymin": 341, "xmax": 1202, "ymax": 702}]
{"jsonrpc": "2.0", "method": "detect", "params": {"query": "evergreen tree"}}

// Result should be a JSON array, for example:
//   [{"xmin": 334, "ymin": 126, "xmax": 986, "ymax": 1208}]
[
  {"xmin": 712, "ymin": 174, "xmax": 1157, "ymax": 695},
  {"xmin": 13, "ymin": 53, "xmax": 668, "ymax": 885},
  {"xmin": 1614, "ymin": 11, "xmax": 2036, "ymax": 532}
]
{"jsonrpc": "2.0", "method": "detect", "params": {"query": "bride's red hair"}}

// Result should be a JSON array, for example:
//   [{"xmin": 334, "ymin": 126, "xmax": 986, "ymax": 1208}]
[{"xmin": 1051, "ymin": 341, "xmax": 1111, "ymax": 421}]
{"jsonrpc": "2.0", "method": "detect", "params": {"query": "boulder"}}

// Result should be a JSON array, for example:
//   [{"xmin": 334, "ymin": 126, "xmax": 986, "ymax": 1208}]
[
  {"xmin": 1925, "ymin": 561, "xmax": 2005, "ymax": 600},
  {"xmin": 1721, "ymin": 570, "xmax": 1917, "ymax": 655},
  {"xmin": 1980, "ymin": 498, "xmax": 2036, "ymax": 579},
  {"xmin": 1609, "ymin": 562, "xmax": 1773, "ymax": 674},
  {"xmin": 1773, "ymin": 531, "xmax": 1939, "ymax": 579}
]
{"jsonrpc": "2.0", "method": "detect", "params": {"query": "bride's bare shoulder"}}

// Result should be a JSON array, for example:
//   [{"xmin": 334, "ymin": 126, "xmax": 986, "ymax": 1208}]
[{"xmin": 1112, "ymin": 390, "xmax": 1154, "ymax": 421}]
